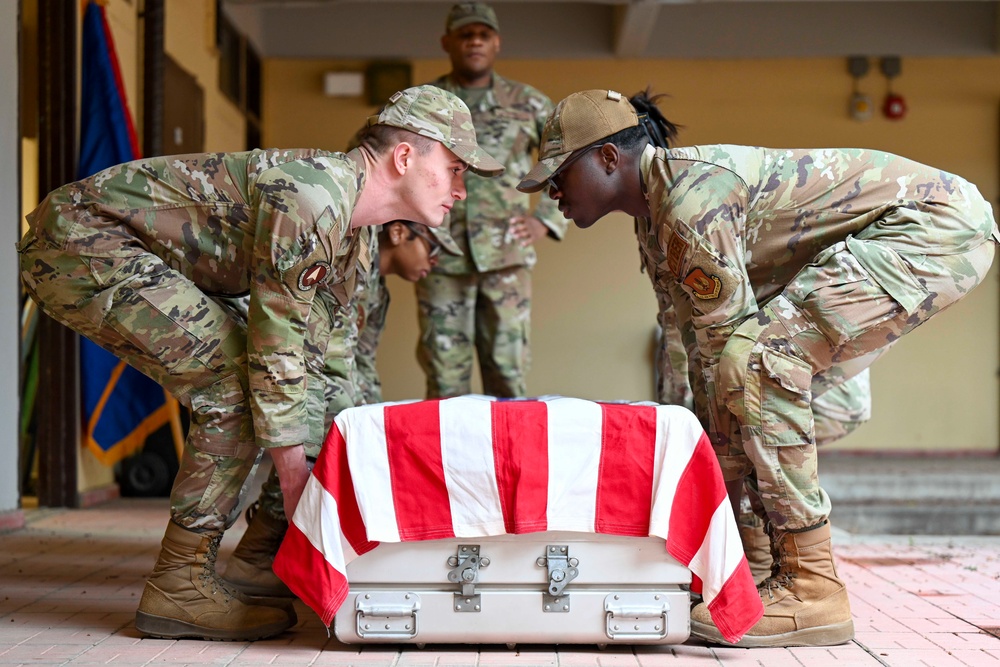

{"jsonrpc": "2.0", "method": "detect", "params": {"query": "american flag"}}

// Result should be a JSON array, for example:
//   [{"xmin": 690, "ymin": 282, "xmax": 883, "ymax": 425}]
[{"xmin": 273, "ymin": 395, "xmax": 762, "ymax": 643}]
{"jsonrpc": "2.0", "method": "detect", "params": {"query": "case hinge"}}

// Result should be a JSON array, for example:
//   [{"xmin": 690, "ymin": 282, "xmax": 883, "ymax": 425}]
[
  {"xmin": 604, "ymin": 592, "xmax": 670, "ymax": 640},
  {"xmin": 355, "ymin": 592, "xmax": 420, "ymax": 639}
]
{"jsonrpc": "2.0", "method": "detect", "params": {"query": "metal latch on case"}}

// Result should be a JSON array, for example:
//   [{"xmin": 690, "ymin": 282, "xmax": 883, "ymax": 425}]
[
  {"xmin": 536, "ymin": 544, "xmax": 579, "ymax": 612},
  {"xmin": 447, "ymin": 544, "xmax": 489, "ymax": 612},
  {"xmin": 355, "ymin": 592, "xmax": 420, "ymax": 639}
]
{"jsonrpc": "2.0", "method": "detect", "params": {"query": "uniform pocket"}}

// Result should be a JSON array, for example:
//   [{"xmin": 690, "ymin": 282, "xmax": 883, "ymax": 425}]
[
  {"xmin": 760, "ymin": 348, "xmax": 815, "ymax": 447},
  {"xmin": 187, "ymin": 373, "xmax": 251, "ymax": 456}
]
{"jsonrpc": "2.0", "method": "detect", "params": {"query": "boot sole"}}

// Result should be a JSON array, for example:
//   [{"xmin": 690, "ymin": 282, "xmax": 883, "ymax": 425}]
[
  {"xmin": 135, "ymin": 611, "xmax": 293, "ymax": 641},
  {"xmin": 690, "ymin": 619, "xmax": 855, "ymax": 648}
]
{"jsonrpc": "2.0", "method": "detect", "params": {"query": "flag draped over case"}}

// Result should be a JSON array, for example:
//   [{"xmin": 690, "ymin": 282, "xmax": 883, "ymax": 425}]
[{"xmin": 274, "ymin": 395, "xmax": 763, "ymax": 643}]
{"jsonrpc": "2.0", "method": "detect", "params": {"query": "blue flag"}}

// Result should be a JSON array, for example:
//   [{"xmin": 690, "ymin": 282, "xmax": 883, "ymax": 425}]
[{"xmin": 79, "ymin": 0, "xmax": 170, "ymax": 465}]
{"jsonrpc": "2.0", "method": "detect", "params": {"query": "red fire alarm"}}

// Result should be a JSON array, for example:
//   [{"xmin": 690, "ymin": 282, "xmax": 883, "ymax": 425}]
[
  {"xmin": 883, "ymin": 93, "xmax": 907, "ymax": 120},
  {"xmin": 880, "ymin": 57, "xmax": 906, "ymax": 121}
]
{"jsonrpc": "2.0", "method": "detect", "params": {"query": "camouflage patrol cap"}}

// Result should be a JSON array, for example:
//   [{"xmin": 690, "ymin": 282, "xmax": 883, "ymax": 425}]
[
  {"xmin": 446, "ymin": 2, "xmax": 500, "ymax": 33},
  {"xmin": 425, "ymin": 223, "xmax": 463, "ymax": 256},
  {"xmin": 369, "ymin": 84, "xmax": 504, "ymax": 177},
  {"xmin": 517, "ymin": 89, "xmax": 638, "ymax": 193}
]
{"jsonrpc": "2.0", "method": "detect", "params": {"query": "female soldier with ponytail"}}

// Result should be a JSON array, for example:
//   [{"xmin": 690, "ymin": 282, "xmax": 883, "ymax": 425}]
[{"xmin": 518, "ymin": 89, "xmax": 998, "ymax": 648}]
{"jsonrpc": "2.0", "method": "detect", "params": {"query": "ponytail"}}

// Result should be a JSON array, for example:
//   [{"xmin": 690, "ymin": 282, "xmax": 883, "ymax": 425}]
[{"xmin": 629, "ymin": 88, "xmax": 680, "ymax": 149}]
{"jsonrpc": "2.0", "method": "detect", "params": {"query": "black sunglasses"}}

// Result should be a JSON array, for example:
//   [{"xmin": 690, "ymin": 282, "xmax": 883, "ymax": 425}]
[
  {"xmin": 402, "ymin": 222, "xmax": 442, "ymax": 259},
  {"xmin": 546, "ymin": 143, "xmax": 604, "ymax": 194}
]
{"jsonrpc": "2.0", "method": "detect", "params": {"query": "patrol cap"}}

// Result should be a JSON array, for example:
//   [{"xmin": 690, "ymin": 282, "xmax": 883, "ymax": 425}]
[
  {"xmin": 368, "ymin": 84, "xmax": 504, "ymax": 177},
  {"xmin": 425, "ymin": 223, "xmax": 463, "ymax": 256},
  {"xmin": 517, "ymin": 89, "xmax": 638, "ymax": 193},
  {"xmin": 446, "ymin": 2, "xmax": 500, "ymax": 33}
]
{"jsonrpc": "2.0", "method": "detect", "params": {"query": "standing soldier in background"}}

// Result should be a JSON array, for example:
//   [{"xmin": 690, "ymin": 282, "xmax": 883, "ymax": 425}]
[
  {"xmin": 17, "ymin": 85, "xmax": 502, "ymax": 642},
  {"xmin": 421, "ymin": 2, "xmax": 569, "ymax": 398},
  {"xmin": 224, "ymin": 220, "xmax": 461, "ymax": 599}
]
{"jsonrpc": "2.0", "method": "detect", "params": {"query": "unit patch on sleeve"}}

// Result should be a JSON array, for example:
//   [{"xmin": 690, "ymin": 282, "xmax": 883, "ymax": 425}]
[
  {"xmin": 298, "ymin": 262, "xmax": 332, "ymax": 291},
  {"xmin": 683, "ymin": 267, "xmax": 722, "ymax": 300}
]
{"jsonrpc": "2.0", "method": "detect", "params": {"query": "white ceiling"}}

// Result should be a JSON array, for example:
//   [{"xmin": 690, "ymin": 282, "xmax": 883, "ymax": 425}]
[{"xmin": 221, "ymin": 0, "xmax": 1000, "ymax": 60}]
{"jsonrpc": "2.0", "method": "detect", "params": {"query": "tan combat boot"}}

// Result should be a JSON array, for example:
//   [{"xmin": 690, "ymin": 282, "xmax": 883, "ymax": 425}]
[
  {"xmin": 739, "ymin": 521, "xmax": 774, "ymax": 586},
  {"xmin": 135, "ymin": 521, "xmax": 295, "ymax": 641},
  {"xmin": 690, "ymin": 521, "xmax": 854, "ymax": 647},
  {"xmin": 224, "ymin": 503, "xmax": 294, "ymax": 598}
]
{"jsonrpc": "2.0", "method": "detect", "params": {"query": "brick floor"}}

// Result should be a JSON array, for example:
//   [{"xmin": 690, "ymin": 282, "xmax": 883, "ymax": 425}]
[{"xmin": 2, "ymin": 499, "xmax": 1000, "ymax": 666}]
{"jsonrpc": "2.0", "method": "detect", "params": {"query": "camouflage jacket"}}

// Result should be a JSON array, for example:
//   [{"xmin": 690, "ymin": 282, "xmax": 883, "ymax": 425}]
[
  {"xmin": 430, "ymin": 73, "xmax": 568, "ymax": 274},
  {"xmin": 636, "ymin": 144, "xmax": 999, "ymax": 414},
  {"xmin": 354, "ymin": 255, "xmax": 388, "ymax": 405},
  {"xmin": 26, "ymin": 148, "xmax": 370, "ymax": 451}
]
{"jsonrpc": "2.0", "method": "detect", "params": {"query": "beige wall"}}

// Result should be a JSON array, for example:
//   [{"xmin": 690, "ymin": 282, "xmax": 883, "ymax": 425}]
[{"xmin": 265, "ymin": 55, "xmax": 1000, "ymax": 453}]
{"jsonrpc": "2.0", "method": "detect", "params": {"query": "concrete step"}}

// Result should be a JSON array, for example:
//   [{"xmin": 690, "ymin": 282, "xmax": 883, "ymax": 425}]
[{"xmin": 819, "ymin": 455, "xmax": 1000, "ymax": 535}]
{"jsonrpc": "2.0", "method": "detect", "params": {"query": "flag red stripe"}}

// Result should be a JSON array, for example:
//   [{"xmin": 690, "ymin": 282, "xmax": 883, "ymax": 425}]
[
  {"xmin": 595, "ymin": 403, "xmax": 656, "ymax": 536},
  {"xmin": 273, "ymin": 521, "xmax": 349, "ymax": 627},
  {"xmin": 492, "ymin": 400, "xmax": 549, "ymax": 533},
  {"xmin": 316, "ymin": 424, "xmax": 374, "ymax": 555},
  {"xmin": 667, "ymin": 432, "xmax": 727, "ymax": 564},
  {"xmin": 707, "ymin": 556, "xmax": 763, "ymax": 643},
  {"xmin": 97, "ymin": 4, "xmax": 141, "ymax": 159},
  {"xmin": 385, "ymin": 400, "xmax": 454, "ymax": 540}
]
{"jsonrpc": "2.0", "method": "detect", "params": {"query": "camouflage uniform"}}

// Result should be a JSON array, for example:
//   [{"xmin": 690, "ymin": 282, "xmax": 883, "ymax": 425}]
[
  {"xmin": 17, "ymin": 148, "xmax": 370, "ymax": 532},
  {"xmin": 253, "ymin": 227, "xmax": 379, "ymax": 522},
  {"xmin": 635, "ymin": 144, "xmax": 999, "ymax": 531},
  {"xmin": 419, "ymin": 74, "xmax": 568, "ymax": 397}
]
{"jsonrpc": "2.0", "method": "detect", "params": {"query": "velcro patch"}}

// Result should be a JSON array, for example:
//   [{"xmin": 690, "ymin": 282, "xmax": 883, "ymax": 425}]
[
  {"xmin": 666, "ymin": 231, "xmax": 688, "ymax": 276},
  {"xmin": 683, "ymin": 267, "xmax": 722, "ymax": 300},
  {"xmin": 298, "ymin": 261, "xmax": 332, "ymax": 290}
]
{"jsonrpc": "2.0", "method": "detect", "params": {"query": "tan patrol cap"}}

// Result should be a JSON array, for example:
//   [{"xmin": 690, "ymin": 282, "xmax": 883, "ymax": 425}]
[
  {"xmin": 517, "ymin": 89, "xmax": 638, "ymax": 193},
  {"xmin": 446, "ymin": 2, "xmax": 500, "ymax": 33},
  {"xmin": 368, "ymin": 84, "xmax": 504, "ymax": 177}
]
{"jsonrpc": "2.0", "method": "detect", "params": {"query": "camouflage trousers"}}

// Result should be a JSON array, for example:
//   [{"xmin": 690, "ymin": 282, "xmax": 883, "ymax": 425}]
[
  {"xmin": 416, "ymin": 266, "xmax": 531, "ymax": 398},
  {"xmin": 18, "ymin": 233, "xmax": 264, "ymax": 534},
  {"xmin": 715, "ymin": 235, "xmax": 997, "ymax": 532}
]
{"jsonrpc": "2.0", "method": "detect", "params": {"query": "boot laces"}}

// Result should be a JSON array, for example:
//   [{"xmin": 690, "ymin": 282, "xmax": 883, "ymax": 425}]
[
  {"xmin": 245, "ymin": 500, "xmax": 260, "ymax": 524},
  {"xmin": 198, "ymin": 535, "xmax": 237, "ymax": 602},
  {"xmin": 759, "ymin": 533, "xmax": 797, "ymax": 599}
]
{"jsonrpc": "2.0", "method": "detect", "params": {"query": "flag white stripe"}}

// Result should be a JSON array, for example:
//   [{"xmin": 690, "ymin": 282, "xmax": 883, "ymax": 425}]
[
  {"xmin": 292, "ymin": 475, "xmax": 355, "ymax": 573},
  {"xmin": 440, "ymin": 396, "xmax": 506, "ymax": 535},
  {"xmin": 545, "ymin": 397, "xmax": 602, "ymax": 531},
  {"xmin": 648, "ymin": 405, "xmax": 702, "ymax": 539},
  {"xmin": 341, "ymin": 408, "xmax": 399, "ymax": 542},
  {"xmin": 687, "ymin": 499, "xmax": 745, "ymax": 602}
]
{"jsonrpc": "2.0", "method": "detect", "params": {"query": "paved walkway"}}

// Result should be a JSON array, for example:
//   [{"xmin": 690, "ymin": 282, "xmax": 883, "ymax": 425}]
[{"xmin": 2, "ymin": 498, "xmax": 1000, "ymax": 666}]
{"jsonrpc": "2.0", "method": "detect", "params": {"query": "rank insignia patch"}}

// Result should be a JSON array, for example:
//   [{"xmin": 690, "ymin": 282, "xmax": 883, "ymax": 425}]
[
  {"xmin": 298, "ymin": 262, "xmax": 332, "ymax": 290},
  {"xmin": 666, "ymin": 231, "xmax": 688, "ymax": 276},
  {"xmin": 683, "ymin": 267, "xmax": 722, "ymax": 299}
]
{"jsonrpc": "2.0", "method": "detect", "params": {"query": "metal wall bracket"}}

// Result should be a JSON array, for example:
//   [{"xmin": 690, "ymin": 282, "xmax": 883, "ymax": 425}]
[
  {"xmin": 447, "ymin": 544, "xmax": 489, "ymax": 612},
  {"xmin": 604, "ymin": 592, "xmax": 670, "ymax": 640},
  {"xmin": 355, "ymin": 592, "xmax": 420, "ymax": 639},
  {"xmin": 536, "ymin": 544, "xmax": 579, "ymax": 612}
]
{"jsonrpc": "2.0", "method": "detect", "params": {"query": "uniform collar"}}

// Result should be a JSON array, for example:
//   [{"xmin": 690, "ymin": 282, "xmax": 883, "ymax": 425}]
[{"xmin": 436, "ymin": 72, "xmax": 516, "ymax": 111}]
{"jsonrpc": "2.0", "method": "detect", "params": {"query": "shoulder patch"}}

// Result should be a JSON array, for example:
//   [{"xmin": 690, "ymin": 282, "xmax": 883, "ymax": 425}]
[
  {"xmin": 666, "ymin": 231, "xmax": 689, "ymax": 276},
  {"xmin": 298, "ymin": 262, "xmax": 332, "ymax": 291},
  {"xmin": 683, "ymin": 267, "xmax": 722, "ymax": 300}
]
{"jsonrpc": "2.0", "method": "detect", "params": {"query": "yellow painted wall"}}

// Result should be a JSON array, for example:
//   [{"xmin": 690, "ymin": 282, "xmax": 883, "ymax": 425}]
[{"xmin": 265, "ymin": 56, "xmax": 1000, "ymax": 453}]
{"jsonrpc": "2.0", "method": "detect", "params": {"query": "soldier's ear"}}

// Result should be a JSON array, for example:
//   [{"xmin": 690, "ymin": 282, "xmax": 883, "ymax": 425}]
[
  {"xmin": 387, "ymin": 221, "xmax": 407, "ymax": 246},
  {"xmin": 600, "ymin": 143, "xmax": 620, "ymax": 175},
  {"xmin": 391, "ymin": 142, "xmax": 413, "ymax": 175}
]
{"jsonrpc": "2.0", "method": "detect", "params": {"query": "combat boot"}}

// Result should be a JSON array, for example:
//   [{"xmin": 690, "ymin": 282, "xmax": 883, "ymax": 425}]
[
  {"xmin": 135, "ymin": 521, "xmax": 295, "ymax": 641},
  {"xmin": 739, "ymin": 521, "xmax": 774, "ymax": 586},
  {"xmin": 224, "ymin": 502, "xmax": 294, "ymax": 598},
  {"xmin": 690, "ymin": 521, "xmax": 854, "ymax": 647}
]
